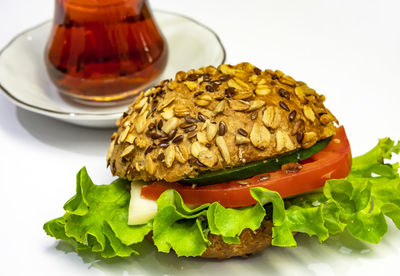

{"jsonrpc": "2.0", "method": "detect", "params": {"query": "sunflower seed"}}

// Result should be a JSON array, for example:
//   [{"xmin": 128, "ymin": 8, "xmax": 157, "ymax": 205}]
[
  {"xmin": 255, "ymin": 85, "xmax": 271, "ymax": 96},
  {"xmin": 281, "ymin": 163, "xmax": 302, "ymax": 174},
  {"xmin": 303, "ymin": 105, "xmax": 315, "ymax": 122},
  {"xmin": 167, "ymin": 80, "xmax": 178, "ymax": 90},
  {"xmin": 161, "ymin": 108, "xmax": 174, "ymax": 120},
  {"xmin": 175, "ymin": 145, "xmax": 189, "ymax": 163},
  {"xmin": 145, "ymin": 155, "xmax": 156, "ymax": 175},
  {"xmin": 162, "ymin": 117, "xmax": 179, "ymax": 134},
  {"xmin": 191, "ymin": 141, "xmax": 207, "ymax": 158},
  {"xmin": 276, "ymin": 130, "xmax": 295, "ymax": 151},
  {"xmin": 250, "ymin": 122, "xmax": 271, "ymax": 149},
  {"xmin": 229, "ymin": 77, "xmax": 250, "ymax": 90},
  {"xmin": 196, "ymin": 131, "xmax": 208, "ymax": 144},
  {"xmin": 229, "ymin": 100, "xmax": 250, "ymax": 111},
  {"xmin": 206, "ymin": 123, "xmax": 218, "ymax": 141},
  {"xmin": 164, "ymin": 146, "xmax": 176, "ymax": 168},
  {"xmin": 118, "ymin": 126, "xmax": 130, "ymax": 143},
  {"xmin": 319, "ymin": 114, "xmax": 331, "ymax": 125},
  {"xmin": 236, "ymin": 134, "xmax": 250, "ymax": 145},
  {"xmin": 198, "ymin": 150, "xmax": 218, "ymax": 168},
  {"xmin": 125, "ymin": 133, "xmax": 135, "ymax": 144},
  {"xmin": 216, "ymin": 136, "xmax": 231, "ymax": 164},
  {"xmin": 175, "ymin": 71, "xmax": 187, "ymax": 82},
  {"xmin": 219, "ymin": 64, "xmax": 237, "ymax": 75},
  {"xmin": 279, "ymin": 75, "xmax": 296, "ymax": 86},
  {"xmin": 157, "ymin": 97, "xmax": 174, "ymax": 111},
  {"xmin": 291, "ymin": 119, "xmax": 305, "ymax": 135},
  {"xmin": 248, "ymin": 100, "xmax": 265, "ymax": 112},
  {"xmin": 302, "ymin": 131, "xmax": 318, "ymax": 148},
  {"xmin": 134, "ymin": 96, "xmax": 148, "ymax": 110},
  {"xmin": 174, "ymin": 105, "xmax": 190, "ymax": 117},
  {"xmin": 213, "ymin": 100, "xmax": 225, "ymax": 114},
  {"xmin": 232, "ymin": 91, "xmax": 254, "ymax": 100},
  {"xmin": 134, "ymin": 137, "xmax": 147, "ymax": 148},
  {"xmin": 195, "ymin": 99, "xmax": 211, "ymax": 107},
  {"xmin": 262, "ymin": 106, "xmax": 281, "ymax": 129},
  {"xmin": 184, "ymin": 81, "xmax": 198, "ymax": 91},
  {"xmin": 196, "ymin": 159, "xmax": 207, "ymax": 167},
  {"xmin": 198, "ymin": 112, "xmax": 209, "ymax": 122}
]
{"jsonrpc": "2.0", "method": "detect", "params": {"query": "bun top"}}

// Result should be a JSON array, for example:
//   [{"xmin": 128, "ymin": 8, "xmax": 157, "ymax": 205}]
[{"xmin": 107, "ymin": 63, "xmax": 337, "ymax": 182}]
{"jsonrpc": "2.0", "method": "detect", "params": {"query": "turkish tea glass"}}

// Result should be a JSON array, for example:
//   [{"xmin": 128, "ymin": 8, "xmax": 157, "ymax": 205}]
[{"xmin": 45, "ymin": 0, "xmax": 168, "ymax": 105}]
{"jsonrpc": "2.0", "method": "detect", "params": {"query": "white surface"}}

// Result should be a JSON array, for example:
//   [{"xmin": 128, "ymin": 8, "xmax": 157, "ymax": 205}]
[
  {"xmin": 0, "ymin": 11, "xmax": 225, "ymax": 127},
  {"xmin": 1, "ymin": 0, "xmax": 400, "ymax": 275}
]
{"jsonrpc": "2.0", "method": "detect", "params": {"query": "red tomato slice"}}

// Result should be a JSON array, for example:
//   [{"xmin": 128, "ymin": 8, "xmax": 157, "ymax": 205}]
[{"xmin": 141, "ymin": 126, "xmax": 352, "ymax": 207}]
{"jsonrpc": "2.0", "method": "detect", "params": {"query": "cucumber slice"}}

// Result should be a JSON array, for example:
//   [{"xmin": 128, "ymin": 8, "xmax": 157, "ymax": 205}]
[{"xmin": 181, "ymin": 137, "xmax": 332, "ymax": 186}]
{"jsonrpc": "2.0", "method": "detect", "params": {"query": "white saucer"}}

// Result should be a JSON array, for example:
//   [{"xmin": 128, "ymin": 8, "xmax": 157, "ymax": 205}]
[{"xmin": 0, "ymin": 10, "xmax": 226, "ymax": 128}]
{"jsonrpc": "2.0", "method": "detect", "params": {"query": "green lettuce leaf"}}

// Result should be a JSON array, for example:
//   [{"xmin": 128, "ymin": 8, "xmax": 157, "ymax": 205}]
[
  {"xmin": 44, "ymin": 138, "xmax": 400, "ymax": 258},
  {"xmin": 152, "ymin": 189, "xmax": 210, "ymax": 257},
  {"xmin": 43, "ymin": 167, "xmax": 151, "ymax": 258},
  {"xmin": 271, "ymin": 138, "xmax": 400, "ymax": 247},
  {"xmin": 203, "ymin": 188, "xmax": 285, "ymax": 244}
]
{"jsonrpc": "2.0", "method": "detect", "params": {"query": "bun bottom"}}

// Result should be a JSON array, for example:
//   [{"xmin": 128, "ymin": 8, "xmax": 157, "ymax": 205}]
[
  {"xmin": 201, "ymin": 219, "xmax": 273, "ymax": 259},
  {"xmin": 146, "ymin": 219, "xmax": 272, "ymax": 259}
]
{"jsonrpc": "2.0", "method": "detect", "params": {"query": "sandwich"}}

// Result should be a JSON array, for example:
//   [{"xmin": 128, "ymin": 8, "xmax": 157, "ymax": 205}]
[{"xmin": 44, "ymin": 63, "xmax": 400, "ymax": 259}]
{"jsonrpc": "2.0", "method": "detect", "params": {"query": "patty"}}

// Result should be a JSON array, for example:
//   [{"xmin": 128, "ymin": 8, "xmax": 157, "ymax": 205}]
[
  {"xmin": 107, "ymin": 63, "xmax": 337, "ymax": 182},
  {"xmin": 202, "ymin": 219, "xmax": 273, "ymax": 259},
  {"xmin": 145, "ymin": 218, "xmax": 273, "ymax": 259}
]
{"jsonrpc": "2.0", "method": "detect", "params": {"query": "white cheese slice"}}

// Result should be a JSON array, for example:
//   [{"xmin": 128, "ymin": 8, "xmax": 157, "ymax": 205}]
[{"xmin": 128, "ymin": 181, "xmax": 158, "ymax": 225}]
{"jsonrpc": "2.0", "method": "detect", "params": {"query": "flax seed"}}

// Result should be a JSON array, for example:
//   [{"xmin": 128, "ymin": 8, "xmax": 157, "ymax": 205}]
[
  {"xmin": 218, "ymin": 121, "xmax": 227, "ymax": 136},
  {"xmin": 172, "ymin": 135, "xmax": 184, "ymax": 144},
  {"xmin": 279, "ymin": 101, "xmax": 290, "ymax": 111},
  {"xmin": 289, "ymin": 110, "xmax": 297, "ymax": 121},
  {"xmin": 238, "ymin": 128, "xmax": 248, "ymax": 137}
]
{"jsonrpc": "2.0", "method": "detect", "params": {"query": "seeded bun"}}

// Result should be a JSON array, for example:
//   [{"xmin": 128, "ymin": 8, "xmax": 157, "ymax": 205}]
[{"xmin": 107, "ymin": 62, "xmax": 337, "ymax": 182}]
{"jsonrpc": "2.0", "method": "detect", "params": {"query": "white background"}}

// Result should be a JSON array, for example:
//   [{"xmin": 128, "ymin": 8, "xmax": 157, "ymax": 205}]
[{"xmin": 1, "ymin": 0, "xmax": 400, "ymax": 275}]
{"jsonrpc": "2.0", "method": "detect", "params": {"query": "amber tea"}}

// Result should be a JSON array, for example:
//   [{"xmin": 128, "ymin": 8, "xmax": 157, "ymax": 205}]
[{"xmin": 45, "ymin": 0, "xmax": 167, "ymax": 104}]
